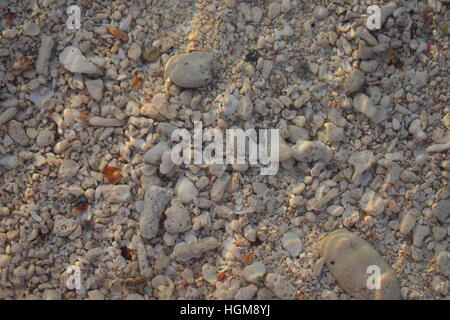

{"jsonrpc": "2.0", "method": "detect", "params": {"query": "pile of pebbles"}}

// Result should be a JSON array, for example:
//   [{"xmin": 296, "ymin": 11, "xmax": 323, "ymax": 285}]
[{"xmin": 0, "ymin": 0, "xmax": 449, "ymax": 300}]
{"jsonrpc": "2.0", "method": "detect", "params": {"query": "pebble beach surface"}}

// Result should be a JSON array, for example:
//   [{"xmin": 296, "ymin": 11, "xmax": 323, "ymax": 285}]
[{"xmin": 0, "ymin": 0, "xmax": 449, "ymax": 300}]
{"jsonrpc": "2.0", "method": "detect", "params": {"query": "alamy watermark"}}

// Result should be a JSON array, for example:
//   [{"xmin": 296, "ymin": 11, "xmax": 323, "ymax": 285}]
[
  {"xmin": 64, "ymin": 265, "xmax": 82, "ymax": 291},
  {"xmin": 66, "ymin": 5, "xmax": 81, "ymax": 30},
  {"xmin": 366, "ymin": 265, "xmax": 381, "ymax": 290},
  {"xmin": 366, "ymin": 5, "xmax": 381, "ymax": 30},
  {"xmin": 171, "ymin": 121, "xmax": 280, "ymax": 175}
]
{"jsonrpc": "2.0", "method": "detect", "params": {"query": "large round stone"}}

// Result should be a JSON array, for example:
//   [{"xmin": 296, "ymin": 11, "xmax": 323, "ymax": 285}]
[
  {"xmin": 319, "ymin": 229, "xmax": 401, "ymax": 300},
  {"xmin": 164, "ymin": 52, "xmax": 215, "ymax": 88}
]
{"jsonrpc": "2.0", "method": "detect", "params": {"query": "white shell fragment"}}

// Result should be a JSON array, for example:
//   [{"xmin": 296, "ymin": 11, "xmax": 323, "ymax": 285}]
[
  {"xmin": 173, "ymin": 237, "xmax": 220, "ymax": 261},
  {"xmin": 59, "ymin": 46, "xmax": 99, "ymax": 74},
  {"xmin": 102, "ymin": 185, "xmax": 131, "ymax": 203}
]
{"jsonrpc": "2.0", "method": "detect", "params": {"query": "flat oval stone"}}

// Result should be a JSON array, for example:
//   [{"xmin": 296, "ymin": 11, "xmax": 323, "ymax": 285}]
[
  {"xmin": 319, "ymin": 229, "xmax": 401, "ymax": 300},
  {"xmin": 343, "ymin": 69, "xmax": 365, "ymax": 93},
  {"xmin": 164, "ymin": 52, "xmax": 215, "ymax": 88},
  {"xmin": 8, "ymin": 120, "xmax": 29, "ymax": 146}
]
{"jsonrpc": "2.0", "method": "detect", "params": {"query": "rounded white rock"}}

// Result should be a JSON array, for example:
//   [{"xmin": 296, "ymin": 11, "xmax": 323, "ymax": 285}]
[
  {"xmin": 164, "ymin": 52, "xmax": 216, "ymax": 88},
  {"xmin": 36, "ymin": 130, "xmax": 54, "ymax": 147},
  {"xmin": 175, "ymin": 176, "xmax": 198, "ymax": 203},
  {"xmin": 242, "ymin": 261, "xmax": 266, "ymax": 284},
  {"xmin": 23, "ymin": 22, "xmax": 40, "ymax": 36},
  {"xmin": 281, "ymin": 232, "xmax": 303, "ymax": 257}
]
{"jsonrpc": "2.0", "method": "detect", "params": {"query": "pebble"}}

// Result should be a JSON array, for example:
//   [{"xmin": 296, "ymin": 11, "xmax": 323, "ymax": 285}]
[
  {"xmin": 139, "ymin": 185, "xmax": 172, "ymax": 239},
  {"xmin": 102, "ymin": 185, "xmax": 131, "ymax": 203},
  {"xmin": 360, "ymin": 60, "xmax": 379, "ymax": 73},
  {"xmin": 86, "ymin": 248, "xmax": 103, "ymax": 261},
  {"xmin": 426, "ymin": 142, "xmax": 450, "ymax": 153},
  {"xmin": 53, "ymin": 215, "xmax": 78, "ymax": 237},
  {"xmin": 128, "ymin": 42, "xmax": 142, "ymax": 62},
  {"xmin": 29, "ymin": 87, "xmax": 54, "ymax": 108},
  {"xmin": 436, "ymin": 252, "xmax": 450, "ymax": 277},
  {"xmin": 164, "ymin": 200, "xmax": 192, "ymax": 233},
  {"xmin": 380, "ymin": 2, "xmax": 397, "ymax": 26},
  {"xmin": 352, "ymin": 93, "xmax": 386, "ymax": 123},
  {"xmin": 173, "ymin": 237, "xmax": 219, "ymax": 262},
  {"xmin": 343, "ymin": 69, "xmax": 365, "ymax": 93},
  {"xmin": 321, "ymin": 289, "xmax": 338, "ymax": 300},
  {"xmin": 132, "ymin": 235, "xmax": 152, "ymax": 277},
  {"xmin": 0, "ymin": 155, "xmax": 19, "ymax": 169},
  {"xmin": 319, "ymin": 229, "xmax": 401, "ymax": 300},
  {"xmin": 242, "ymin": 261, "xmax": 266, "ymax": 284},
  {"xmin": 59, "ymin": 46, "xmax": 99, "ymax": 74},
  {"xmin": 175, "ymin": 177, "xmax": 198, "ymax": 204},
  {"xmin": 235, "ymin": 284, "xmax": 258, "ymax": 300},
  {"xmin": 58, "ymin": 159, "xmax": 80, "ymax": 180},
  {"xmin": 13, "ymin": 265, "xmax": 27, "ymax": 278},
  {"xmin": 202, "ymin": 264, "xmax": 218, "ymax": 284},
  {"xmin": 412, "ymin": 225, "xmax": 430, "ymax": 247},
  {"xmin": 278, "ymin": 143, "xmax": 292, "ymax": 161},
  {"xmin": 252, "ymin": 7, "xmax": 263, "ymax": 23},
  {"xmin": 281, "ymin": 232, "xmax": 303, "ymax": 257},
  {"xmin": 42, "ymin": 289, "xmax": 62, "ymax": 300},
  {"xmin": 0, "ymin": 207, "xmax": 10, "ymax": 216},
  {"xmin": 324, "ymin": 123, "xmax": 344, "ymax": 143},
  {"xmin": 281, "ymin": 0, "xmax": 291, "ymax": 13},
  {"xmin": 87, "ymin": 290, "xmax": 104, "ymax": 300},
  {"xmin": 313, "ymin": 5, "xmax": 329, "ymax": 20},
  {"xmin": 36, "ymin": 130, "xmax": 54, "ymax": 147},
  {"xmin": 392, "ymin": 118, "xmax": 401, "ymax": 131},
  {"xmin": 8, "ymin": 120, "xmax": 29, "ymax": 146},
  {"xmin": 160, "ymin": 151, "xmax": 174, "ymax": 175},
  {"xmin": 327, "ymin": 205, "xmax": 344, "ymax": 217},
  {"xmin": 399, "ymin": 213, "xmax": 416, "ymax": 235},
  {"xmin": 222, "ymin": 237, "xmax": 241, "ymax": 260},
  {"xmin": 291, "ymin": 141, "xmax": 332, "ymax": 164},
  {"xmin": 23, "ymin": 22, "xmax": 40, "ymax": 36},
  {"xmin": 119, "ymin": 15, "xmax": 132, "ymax": 32},
  {"xmin": 267, "ymin": 2, "xmax": 281, "ymax": 19},
  {"xmin": 88, "ymin": 116, "xmax": 124, "ymax": 127},
  {"xmin": 360, "ymin": 189, "xmax": 385, "ymax": 216},
  {"xmin": 210, "ymin": 173, "xmax": 231, "ymax": 202},
  {"xmin": 432, "ymin": 226, "xmax": 447, "ymax": 242},
  {"xmin": 2, "ymin": 29, "xmax": 17, "ymax": 39},
  {"xmin": 432, "ymin": 200, "xmax": 450, "ymax": 223},
  {"xmin": 164, "ymin": 52, "xmax": 215, "ymax": 88},
  {"xmin": 85, "ymin": 79, "xmax": 104, "ymax": 101},
  {"xmin": 0, "ymin": 107, "xmax": 17, "ymax": 124},
  {"xmin": 237, "ymin": 95, "xmax": 254, "ymax": 121},
  {"xmin": 356, "ymin": 26, "xmax": 378, "ymax": 46},
  {"xmin": 264, "ymin": 273, "xmax": 296, "ymax": 300},
  {"xmin": 348, "ymin": 151, "xmax": 375, "ymax": 185},
  {"xmin": 126, "ymin": 294, "xmax": 145, "ymax": 300},
  {"xmin": 36, "ymin": 36, "xmax": 54, "ymax": 76},
  {"xmin": 143, "ymin": 141, "xmax": 170, "ymax": 165},
  {"xmin": 143, "ymin": 47, "xmax": 161, "ymax": 62},
  {"xmin": 0, "ymin": 254, "xmax": 10, "ymax": 268}
]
